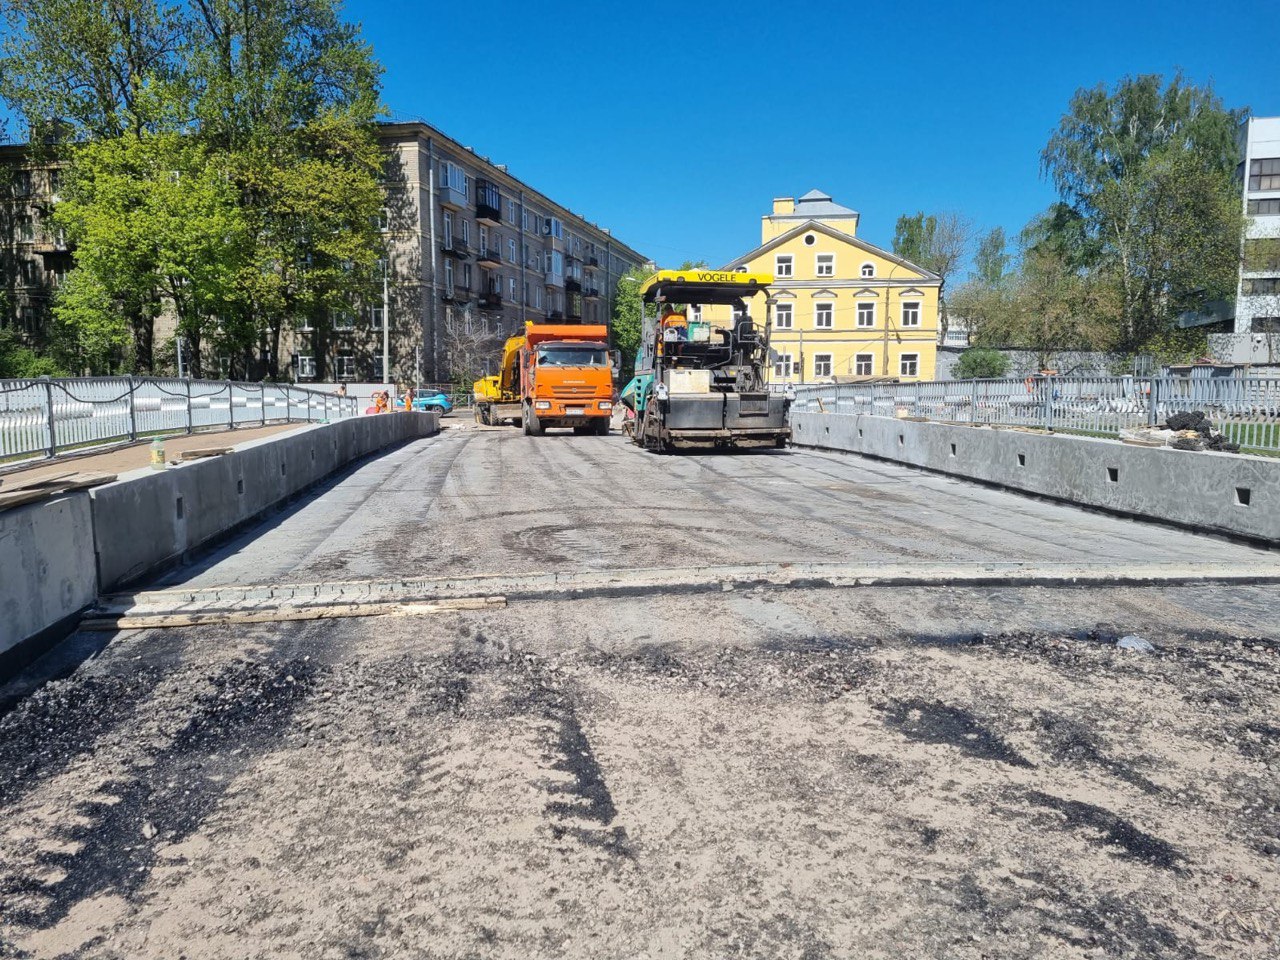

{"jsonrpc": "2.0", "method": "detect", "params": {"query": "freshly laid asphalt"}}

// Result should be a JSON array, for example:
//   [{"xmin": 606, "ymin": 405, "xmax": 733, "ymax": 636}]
[{"xmin": 2, "ymin": 420, "xmax": 1277, "ymax": 959}]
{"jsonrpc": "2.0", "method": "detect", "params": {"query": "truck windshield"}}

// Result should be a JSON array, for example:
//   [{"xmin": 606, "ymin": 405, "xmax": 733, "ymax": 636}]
[{"xmin": 536, "ymin": 347, "xmax": 608, "ymax": 367}]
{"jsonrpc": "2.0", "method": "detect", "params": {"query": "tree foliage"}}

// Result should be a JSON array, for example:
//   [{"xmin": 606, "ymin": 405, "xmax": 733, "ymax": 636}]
[
  {"xmin": 611, "ymin": 266, "xmax": 649, "ymax": 381},
  {"xmin": 892, "ymin": 211, "xmax": 972, "ymax": 334},
  {"xmin": 952, "ymin": 348, "xmax": 1011, "ymax": 380},
  {"xmin": 0, "ymin": 0, "xmax": 384, "ymax": 377}
]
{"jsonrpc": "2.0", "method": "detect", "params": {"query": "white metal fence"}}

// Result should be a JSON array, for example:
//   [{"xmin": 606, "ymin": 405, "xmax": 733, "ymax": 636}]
[
  {"xmin": 792, "ymin": 376, "xmax": 1280, "ymax": 454},
  {"xmin": 0, "ymin": 376, "xmax": 359, "ymax": 465}
]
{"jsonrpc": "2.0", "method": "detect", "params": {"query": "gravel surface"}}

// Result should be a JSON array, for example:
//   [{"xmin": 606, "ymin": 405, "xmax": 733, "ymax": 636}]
[{"xmin": 2, "ymin": 427, "xmax": 1278, "ymax": 958}]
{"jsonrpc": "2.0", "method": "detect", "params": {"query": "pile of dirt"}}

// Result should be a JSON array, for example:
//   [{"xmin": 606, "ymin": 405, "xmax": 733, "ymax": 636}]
[{"xmin": 1164, "ymin": 411, "xmax": 1240, "ymax": 453}]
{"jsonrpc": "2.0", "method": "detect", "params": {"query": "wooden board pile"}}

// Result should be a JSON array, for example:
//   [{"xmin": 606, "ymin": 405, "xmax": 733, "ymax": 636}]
[{"xmin": 0, "ymin": 470, "xmax": 117, "ymax": 512}]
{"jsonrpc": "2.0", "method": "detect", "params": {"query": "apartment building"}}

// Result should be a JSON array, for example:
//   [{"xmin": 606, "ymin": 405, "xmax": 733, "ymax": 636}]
[
  {"xmin": 1, "ymin": 124, "xmax": 647, "ymax": 384},
  {"xmin": 297, "ymin": 120, "xmax": 649, "ymax": 385},
  {"xmin": 0, "ymin": 146, "xmax": 73, "ymax": 351},
  {"xmin": 1211, "ymin": 117, "xmax": 1280, "ymax": 368},
  {"xmin": 704, "ymin": 191, "xmax": 941, "ymax": 384}
]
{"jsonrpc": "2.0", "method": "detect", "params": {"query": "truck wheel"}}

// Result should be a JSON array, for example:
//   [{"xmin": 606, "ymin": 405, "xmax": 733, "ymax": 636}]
[
  {"xmin": 573, "ymin": 425, "xmax": 591, "ymax": 435},
  {"xmin": 593, "ymin": 419, "xmax": 610, "ymax": 436}
]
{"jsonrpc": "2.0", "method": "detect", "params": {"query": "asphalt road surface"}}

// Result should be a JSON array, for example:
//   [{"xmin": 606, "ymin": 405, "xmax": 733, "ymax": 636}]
[{"xmin": 2, "ymin": 422, "xmax": 1278, "ymax": 959}]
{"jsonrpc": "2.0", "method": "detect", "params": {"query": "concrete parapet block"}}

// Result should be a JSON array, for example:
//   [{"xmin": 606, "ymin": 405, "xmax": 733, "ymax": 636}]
[
  {"xmin": 791, "ymin": 412, "xmax": 1280, "ymax": 545},
  {"xmin": 0, "ymin": 493, "xmax": 99, "ymax": 664}
]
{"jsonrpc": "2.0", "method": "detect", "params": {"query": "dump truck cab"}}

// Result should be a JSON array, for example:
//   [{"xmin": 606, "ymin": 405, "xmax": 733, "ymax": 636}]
[
  {"xmin": 520, "ymin": 323, "xmax": 614, "ymax": 435},
  {"xmin": 622, "ymin": 269, "xmax": 791, "ymax": 451}
]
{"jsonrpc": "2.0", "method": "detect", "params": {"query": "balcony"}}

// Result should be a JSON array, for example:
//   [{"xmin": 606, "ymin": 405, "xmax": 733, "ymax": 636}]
[
  {"xmin": 438, "ymin": 180, "xmax": 467, "ymax": 210},
  {"xmin": 588, "ymin": 255, "xmax": 600, "ymax": 267},
  {"xmin": 475, "ymin": 179, "xmax": 502, "ymax": 226},
  {"xmin": 583, "ymin": 286, "xmax": 601, "ymax": 300},
  {"xmin": 441, "ymin": 237, "xmax": 470, "ymax": 259},
  {"xmin": 544, "ymin": 271, "xmax": 564, "ymax": 288},
  {"xmin": 565, "ymin": 277, "xmax": 582, "ymax": 293},
  {"xmin": 476, "ymin": 247, "xmax": 502, "ymax": 268},
  {"xmin": 479, "ymin": 291, "xmax": 503, "ymax": 309},
  {"xmin": 548, "ymin": 310, "xmax": 565, "ymax": 321},
  {"xmin": 442, "ymin": 285, "xmax": 471, "ymax": 303}
]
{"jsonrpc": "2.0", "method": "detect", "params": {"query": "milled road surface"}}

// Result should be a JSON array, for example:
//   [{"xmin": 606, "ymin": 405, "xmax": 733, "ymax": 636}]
[{"xmin": 2, "ymin": 422, "xmax": 1278, "ymax": 959}]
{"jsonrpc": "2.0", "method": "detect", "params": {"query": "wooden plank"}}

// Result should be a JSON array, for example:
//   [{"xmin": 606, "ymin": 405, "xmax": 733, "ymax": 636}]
[
  {"xmin": 80, "ymin": 595, "xmax": 506, "ymax": 630},
  {"xmin": 178, "ymin": 447, "xmax": 234, "ymax": 460},
  {"xmin": 2, "ymin": 471, "xmax": 77, "ymax": 492}
]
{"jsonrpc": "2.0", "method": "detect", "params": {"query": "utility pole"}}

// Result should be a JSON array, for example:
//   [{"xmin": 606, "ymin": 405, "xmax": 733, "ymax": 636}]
[{"xmin": 176, "ymin": 336, "xmax": 185, "ymax": 379}]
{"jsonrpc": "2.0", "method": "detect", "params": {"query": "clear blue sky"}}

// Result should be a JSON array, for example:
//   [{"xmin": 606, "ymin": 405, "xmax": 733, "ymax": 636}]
[{"xmin": 352, "ymin": 0, "xmax": 1274, "ymax": 273}]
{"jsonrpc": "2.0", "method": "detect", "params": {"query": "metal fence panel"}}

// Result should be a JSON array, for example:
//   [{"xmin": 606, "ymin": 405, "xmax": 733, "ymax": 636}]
[
  {"xmin": 0, "ymin": 376, "xmax": 359, "ymax": 466},
  {"xmin": 793, "ymin": 375, "xmax": 1280, "ymax": 454}
]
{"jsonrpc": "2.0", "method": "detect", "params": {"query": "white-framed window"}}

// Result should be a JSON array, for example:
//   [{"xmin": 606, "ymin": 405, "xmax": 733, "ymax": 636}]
[
  {"xmin": 521, "ymin": 208, "xmax": 530, "ymax": 231},
  {"xmin": 860, "ymin": 262, "xmax": 875, "ymax": 278},
  {"xmin": 369, "ymin": 304, "xmax": 385, "ymax": 329},
  {"xmin": 217, "ymin": 356, "xmax": 231, "ymax": 379},
  {"xmin": 442, "ymin": 211, "xmax": 453, "ymax": 245},
  {"xmin": 900, "ymin": 353, "xmax": 919, "ymax": 377},
  {"xmin": 813, "ymin": 353, "xmax": 833, "ymax": 378},
  {"xmin": 534, "ymin": 286, "xmax": 542, "ymax": 310},
  {"xmin": 814, "ymin": 302, "xmax": 834, "ymax": 328},
  {"xmin": 508, "ymin": 199, "xmax": 518, "ymax": 222},
  {"xmin": 545, "ymin": 216, "xmax": 563, "ymax": 239},
  {"xmin": 372, "ymin": 355, "xmax": 385, "ymax": 382},
  {"xmin": 856, "ymin": 302, "xmax": 875, "ymax": 327},
  {"xmin": 550, "ymin": 250, "xmax": 564, "ymax": 276},
  {"xmin": 334, "ymin": 310, "xmax": 355, "ymax": 331},
  {"xmin": 17, "ymin": 215, "xmax": 34, "ymax": 242},
  {"xmin": 440, "ymin": 160, "xmax": 468, "ymax": 197},
  {"xmin": 295, "ymin": 355, "xmax": 316, "ymax": 380},
  {"xmin": 508, "ymin": 238, "xmax": 517, "ymax": 262},
  {"xmin": 816, "ymin": 253, "xmax": 835, "ymax": 277},
  {"xmin": 336, "ymin": 352, "xmax": 356, "ymax": 380},
  {"xmin": 773, "ymin": 353, "xmax": 794, "ymax": 378},
  {"xmin": 461, "ymin": 219, "xmax": 470, "ymax": 245},
  {"xmin": 443, "ymin": 259, "xmax": 454, "ymax": 293},
  {"xmin": 479, "ymin": 225, "xmax": 487, "ymax": 253},
  {"xmin": 462, "ymin": 263, "xmax": 472, "ymax": 289},
  {"xmin": 901, "ymin": 301, "xmax": 921, "ymax": 327},
  {"xmin": 774, "ymin": 302, "xmax": 793, "ymax": 328},
  {"xmin": 855, "ymin": 353, "xmax": 874, "ymax": 376},
  {"xmin": 775, "ymin": 254, "xmax": 793, "ymax": 278},
  {"xmin": 378, "ymin": 206, "xmax": 389, "ymax": 232}
]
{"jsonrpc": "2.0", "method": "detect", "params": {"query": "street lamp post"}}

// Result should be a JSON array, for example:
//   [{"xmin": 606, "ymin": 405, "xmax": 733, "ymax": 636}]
[{"xmin": 379, "ymin": 258, "xmax": 390, "ymax": 388}]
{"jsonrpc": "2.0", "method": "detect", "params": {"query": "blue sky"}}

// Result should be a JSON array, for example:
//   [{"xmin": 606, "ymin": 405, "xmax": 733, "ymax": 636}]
[{"xmin": 353, "ymin": 0, "xmax": 1275, "ymax": 273}]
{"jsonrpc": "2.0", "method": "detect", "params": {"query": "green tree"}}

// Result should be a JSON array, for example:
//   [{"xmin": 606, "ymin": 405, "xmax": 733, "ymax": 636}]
[
  {"xmin": 1041, "ymin": 73, "xmax": 1246, "ymax": 350},
  {"xmin": 973, "ymin": 227, "xmax": 1010, "ymax": 287},
  {"xmin": 0, "ymin": 327, "xmax": 67, "ymax": 377},
  {"xmin": 893, "ymin": 211, "xmax": 972, "ymax": 336},
  {"xmin": 611, "ymin": 266, "xmax": 649, "ymax": 381},
  {"xmin": 952, "ymin": 348, "xmax": 1011, "ymax": 380}
]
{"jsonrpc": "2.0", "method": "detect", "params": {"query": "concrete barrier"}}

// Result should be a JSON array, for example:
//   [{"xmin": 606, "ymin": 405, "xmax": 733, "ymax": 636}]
[
  {"xmin": 1, "ymin": 411, "xmax": 438, "ymax": 668},
  {"xmin": 0, "ymin": 492, "xmax": 99, "ymax": 673},
  {"xmin": 791, "ymin": 412, "xmax": 1280, "ymax": 544}
]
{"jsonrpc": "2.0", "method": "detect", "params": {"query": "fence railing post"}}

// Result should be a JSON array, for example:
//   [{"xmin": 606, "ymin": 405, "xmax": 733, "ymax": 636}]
[
  {"xmin": 970, "ymin": 379, "xmax": 978, "ymax": 424},
  {"xmin": 126, "ymin": 375, "xmax": 138, "ymax": 441},
  {"xmin": 1043, "ymin": 376, "xmax": 1054, "ymax": 432},
  {"xmin": 1148, "ymin": 377, "xmax": 1160, "ymax": 427},
  {"xmin": 185, "ymin": 378, "xmax": 193, "ymax": 434},
  {"xmin": 228, "ymin": 382, "xmax": 235, "ymax": 430},
  {"xmin": 42, "ymin": 377, "xmax": 57, "ymax": 458},
  {"xmin": 260, "ymin": 383, "xmax": 267, "ymax": 426}
]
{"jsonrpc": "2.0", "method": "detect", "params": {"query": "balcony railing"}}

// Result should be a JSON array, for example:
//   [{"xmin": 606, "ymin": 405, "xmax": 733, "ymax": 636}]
[
  {"xmin": 587, "ymin": 256, "xmax": 600, "ymax": 267},
  {"xmin": 548, "ymin": 310, "xmax": 564, "ymax": 321},
  {"xmin": 479, "ymin": 292, "xmax": 503, "ymax": 309},
  {"xmin": 583, "ymin": 287, "xmax": 601, "ymax": 299},
  {"xmin": 544, "ymin": 271, "xmax": 564, "ymax": 288},
  {"xmin": 565, "ymin": 277, "xmax": 582, "ymax": 293},
  {"xmin": 476, "ymin": 247, "xmax": 502, "ymax": 267},
  {"xmin": 441, "ymin": 237, "xmax": 470, "ymax": 259}
]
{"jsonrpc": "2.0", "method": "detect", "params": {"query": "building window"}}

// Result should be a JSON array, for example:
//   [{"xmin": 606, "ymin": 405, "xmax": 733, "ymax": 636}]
[
  {"xmin": 462, "ymin": 263, "xmax": 472, "ymax": 290},
  {"xmin": 19, "ymin": 305, "xmax": 38, "ymax": 331},
  {"xmin": 816, "ymin": 253, "xmax": 835, "ymax": 277},
  {"xmin": 860, "ymin": 263, "xmax": 875, "ymax": 278},
  {"xmin": 334, "ymin": 311, "xmax": 355, "ymax": 330},
  {"xmin": 378, "ymin": 207, "xmax": 389, "ymax": 231},
  {"xmin": 336, "ymin": 353, "xmax": 356, "ymax": 380},
  {"xmin": 369, "ymin": 304, "xmax": 385, "ymax": 329},
  {"xmin": 19, "ymin": 259, "xmax": 38, "ymax": 284},
  {"xmin": 900, "ymin": 353, "xmax": 919, "ymax": 377},
  {"xmin": 855, "ymin": 353, "xmax": 873, "ymax": 376},
  {"xmin": 18, "ymin": 215, "xmax": 34, "ymax": 242},
  {"xmin": 545, "ymin": 217, "xmax": 563, "ymax": 239},
  {"xmin": 944, "ymin": 327, "xmax": 970, "ymax": 346},
  {"xmin": 856, "ymin": 302, "xmax": 875, "ymax": 327},
  {"xmin": 814, "ymin": 302, "xmax": 834, "ymax": 328},
  {"xmin": 443, "ymin": 259, "xmax": 454, "ymax": 293},
  {"xmin": 814, "ymin": 353, "xmax": 833, "ymax": 378},
  {"xmin": 442, "ymin": 211, "xmax": 453, "ymax": 245},
  {"xmin": 479, "ymin": 225, "xmax": 487, "ymax": 254},
  {"xmin": 1248, "ymin": 158, "xmax": 1280, "ymax": 192},
  {"xmin": 901, "ymin": 301, "xmax": 921, "ymax": 327},
  {"xmin": 774, "ymin": 353, "xmax": 794, "ymax": 378},
  {"xmin": 461, "ymin": 219, "xmax": 470, "ymax": 245},
  {"xmin": 774, "ymin": 302, "xmax": 793, "ymax": 328},
  {"xmin": 1244, "ymin": 238, "xmax": 1280, "ymax": 273},
  {"xmin": 775, "ymin": 254, "xmax": 793, "ymax": 278},
  {"xmin": 295, "ymin": 355, "xmax": 316, "ymax": 380},
  {"xmin": 372, "ymin": 356, "xmax": 385, "ymax": 382},
  {"xmin": 12, "ymin": 170, "xmax": 31, "ymax": 196},
  {"xmin": 1243, "ymin": 278, "xmax": 1280, "ymax": 295},
  {"xmin": 508, "ymin": 199, "xmax": 517, "ymax": 222},
  {"xmin": 1247, "ymin": 198, "xmax": 1280, "ymax": 216},
  {"xmin": 1250, "ymin": 317, "xmax": 1280, "ymax": 333},
  {"xmin": 509, "ymin": 238, "xmax": 517, "ymax": 262}
]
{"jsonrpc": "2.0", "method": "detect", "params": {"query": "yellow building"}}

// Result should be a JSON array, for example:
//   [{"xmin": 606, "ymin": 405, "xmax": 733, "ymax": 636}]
[{"xmin": 706, "ymin": 190, "xmax": 940, "ymax": 383}]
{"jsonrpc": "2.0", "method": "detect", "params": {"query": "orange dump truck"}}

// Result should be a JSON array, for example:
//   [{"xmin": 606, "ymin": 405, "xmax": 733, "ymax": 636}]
[{"xmin": 518, "ymin": 323, "xmax": 614, "ymax": 435}]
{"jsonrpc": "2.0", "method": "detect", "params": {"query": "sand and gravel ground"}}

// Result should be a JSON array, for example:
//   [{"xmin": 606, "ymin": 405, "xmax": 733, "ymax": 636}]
[{"xmin": 1, "ymin": 429, "xmax": 1278, "ymax": 958}]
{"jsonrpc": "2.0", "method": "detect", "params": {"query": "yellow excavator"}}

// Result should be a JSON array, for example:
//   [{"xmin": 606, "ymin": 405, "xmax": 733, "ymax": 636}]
[{"xmin": 472, "ymin": 334, "xmax": 525, "ymax": 426}]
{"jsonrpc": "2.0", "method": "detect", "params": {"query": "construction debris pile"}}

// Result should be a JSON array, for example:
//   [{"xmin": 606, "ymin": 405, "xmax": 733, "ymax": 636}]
[{"xmin": 1165, "ymin": 411, "xmax": 1240, "ymax": 454}]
